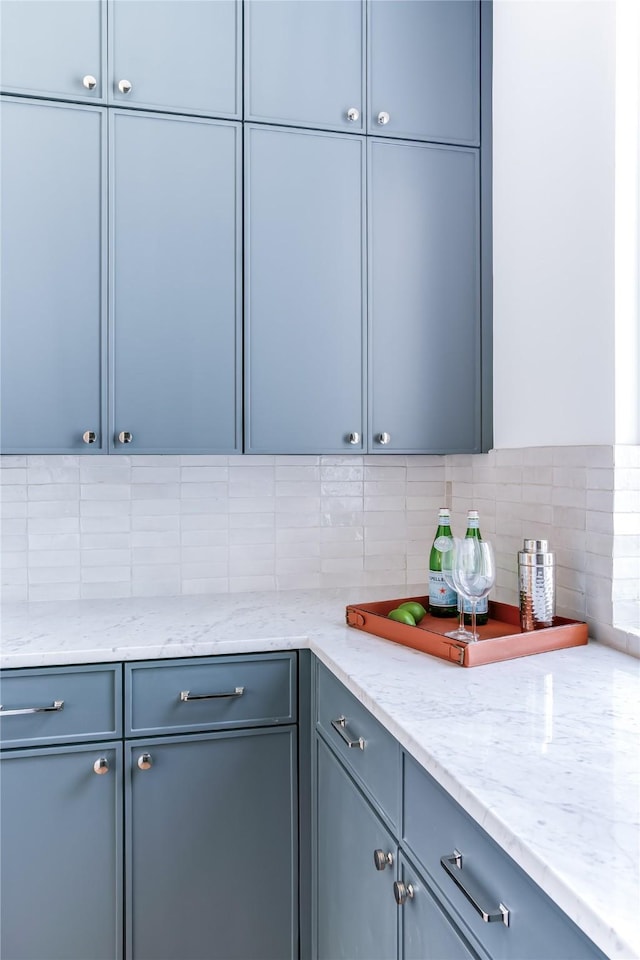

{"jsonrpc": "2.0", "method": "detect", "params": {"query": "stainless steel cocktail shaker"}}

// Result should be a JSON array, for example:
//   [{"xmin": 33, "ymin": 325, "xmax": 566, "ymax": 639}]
[{"xmin": 518, "ymin": 539, "xmax": 555, "ymax": 630}]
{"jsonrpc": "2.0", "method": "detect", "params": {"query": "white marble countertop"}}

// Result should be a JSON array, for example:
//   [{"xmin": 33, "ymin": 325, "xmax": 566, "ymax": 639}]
[{"xmin": 1, "ymin": 587, "xmax": 639, "ymax": 960}]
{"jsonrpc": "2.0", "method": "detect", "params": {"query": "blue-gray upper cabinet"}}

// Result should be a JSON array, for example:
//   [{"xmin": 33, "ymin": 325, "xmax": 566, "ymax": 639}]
[
  {"xmin": 367, "ymin": 0, "xmax": 480, "ymax": 145},
  {"xmin": 110, "ymin": 111, "xmax": 241, "ymax": 454},
  {"xmin": 0, "ymin": 98, "xmax": 107, "ymax": 455},
  {"xmin": 244, "ymin": 125, "xmax": 365, "ymax": 454},
  {"xmin": 108, "ymin": 0, "xmax": 241, "ymax": 118},
  {"xmin": 126, "ymin": 728, "xmax": 297, "ymax": 960},
  {"xmin": 0, "ymin": 742, "xmax": 123, "ymax": 960},
  {"xmin": 368, "ymin": 138, "xmax": 481, "ymax": 454},
  {"xmin": 0, "ymin": 0, "xmax": 106, "ymax": 103},
  {"xmin": 245, "ymin": 0, "xmax": 365, "ymax": 133}
]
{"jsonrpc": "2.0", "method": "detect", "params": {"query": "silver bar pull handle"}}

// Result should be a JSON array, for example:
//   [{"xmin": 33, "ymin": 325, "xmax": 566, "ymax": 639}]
[
  {"xmin": 180, "ymin": 687, "xmax": 244, "ymax": 702},
  {"xmin": 0, "ymin": 699, "xmax": 64, "ymax": 717},
  {"xmin": 331, "ymin": 715, "xmax": 365, "ymax": 750},
  {"xmin": 441, "ymin": 851, "xmax": 510, "ymax": 927}
]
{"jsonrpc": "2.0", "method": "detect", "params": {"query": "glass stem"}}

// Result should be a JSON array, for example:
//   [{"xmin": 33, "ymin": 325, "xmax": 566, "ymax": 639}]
[
  {"xmin": 471, "ymin": 600, "xmax": 477, "ymax": 639},
  {"xmin": 457, "ymin": 597, "xmax": 465, "ymax": 636}
]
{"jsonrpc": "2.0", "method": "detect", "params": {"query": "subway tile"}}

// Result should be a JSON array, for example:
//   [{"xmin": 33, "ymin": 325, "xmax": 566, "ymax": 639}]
[
  {"xmin": 363, "ymin": 570, "xmax": 407, "ymax": 587},
  {"xmin": 363, "ymin": 496, "xmax": 405, "ymax": 512},
  {"xmin": 132, "ymin": 579, "xmax": 181, "ymax": 597},
  {"xmin": 276, "ymin": 540, "xmax": 321, "ymax": 559},
  {"xmin": 180, "ymin": 499, "xmax": 228, "ymax": 515},
  {"xmin": 28, "ymin": 549, "xmax": 80, "ymax": 567},
  {"xmin": 2, "ymin": 534, "xmax": 27, "ymax": 552},
  {"xmin": 81, "ymin": 565, "xmax": 130, "ymax": 583},
  {"xmin": 321, "ymin": 557, "xmax": 364, "ymax": 574},
  {"xmin": 614, "ymin": 512, "xmax": 640, "ymax": 535},
  {"xmin": 81, "ymin": 582, "xmax": 132, "ymax": 599},
  {"xmin": 181, "ymin": 545, "xmax": 228, "ymax": 564},
  {"xmin": 228, "ymin": 497, "xmax": 275, "ymax": 514},
  {"xmin": 1, "ymin": 584, "xmax": 28, "ymax": 602},
  {"xmin": 587, "ymin": 511, "xmax": 614, "ymax": 535},
  {"xmin": 132, "ymin": 546, "xmax": 181, "ymax": 565},
  {"xmin": 276, "ymin": 455, "xmax": 320, "ymax": 466},
  {"xmin": 182, "ymin": 578, "xmax": 229, "ymax": 595},
  {"xmin": 181, "ymin": 562, "xmax": 228, "ymax": 580},
  {"xmin": 131, "ymin": 467, "xmax": 181, "ymax": 484},
  {"xmin": 0, "ymin": 468, "xmax": 27, "ymax": 484},
  {"xmin": 0, "ymin": 456, "xmax": 28, "ymax": 469},
  {"xmin": 28, "ymin": 533, "xmax": 80, "ymax": 551},
  {"xmin": 613, "ymin": 535, "xmax": 640, "ymax": 559},
  {"xmin": 1, "ymin": 567, "xmax": 28, "ymax": 585},
  {"xmin": 1, "ymin": 518, "xmax": 27, "ymax": 536},
  {"xmin": 1, "ymin": 501, "xmax": 28, "ymax": 518},
  {"xmin": 181, "ymin": 466, "xmax": 228, "ymax": 482},
  {"xmin": 320, "ymin": 511, "xmax": 364, "ymax": 528},
  {"xmin": 320, "ymin": 540, "xmax": 363, "ymax": 560},
  {"xmin": 28, "ymin": 483, "xmax": 78, "ymax": 501},
  {"xmin": 276, "ymin": 465, "xmax": 321, "ymax": 482},
  {"xmin": 276, "ymin": 573, "xmax": 322, "ymax": 590},
  {"xmin": 80, "ymin": 484, "xmax": 130, "ymax": 501},
  {"xmin": 229, "ymin": 575, "xmax": 276, "ymax": 592},
  {"xmin": 81, "ymin": 500, "xmax": 131, "ymax": 517},
  {"xmin": 586, "ymin": 489, "xmax": 614, "ymax": 512},
  {"xmin": 182, "ymin": 528, "xmax": 229, "ymax": 547},
  {"xmin": 27, "ymin": 466, "xmax": 79, "ymax": 485},
  {"xmin": 364, "ymin": 554, "xmax": 406, "ymax": 572},
  {"xmin": 28, "ymin": 566, "xmax": 80, "ymax": 584},
  {"xmin": 612, "ymin": 578, "xmax": 640, "ymax": 601},
  {"xmin": 29, "ymin": 583, "xmax": 81, "ymax": 601},
  {"xmin": 586, "ymin": 468, "xmax": 614, "ymax": 490},
  {"xmin": 276, "ymin": 481, "xmax": 321, "ymax": 498},
  {"xmin": 364, "ymin": 466, "xmax": 405, "ymax": 481},
  {"xmin": 131, "ymin": 530, "xmax": 180, "ymax": 548},
  {"xmin": 80, "ymin": 463, "xmax": 131, "ymax": 484},
  {"xmin": 320, "ymin": 571, "xmax": 366, "ymax": 588},
  {"xmin": 552, "ymin": 486, "xmax": 586, "ymax": 508},
  {"xmin": 27, "ymin": 455, "xmax": 79, "ymax": 469},
  {"xmin": 277, "ymin": 496, "xmax": 322, "ymax": 513},
  {"xmin": 614, "ymin": 445, "xmax": 640, "ymax": 468},
  {"xmin": 363, "ymin": 455, "xmax": 407, "ymax": 467},
  {"xmin": 276, "ymin": 557, "xmax": 320, "ymax": 575},
  {"xmin": 182, "ymin": 513, "xmax": 229, "ymax": 530},
  {"xmin": 320, "ymin": 481, "xmax": 363, "ymax": 497},
  {"xmin": 132, "ymin": 564, "xmax": 181, "ymax": 581},
  {"xmin": 131, "ymin": 483, "xmax": 180, "ymax": 500},
  {"xmin": 552, "ymin": 467, "xmax": 586, "ymax": 489},
  {"xmin": 585, "ymin": 532, "xmax": 613, "ymax": 556},
  {"xmin": 552, "ymin": 506, "xmax": 586, "ymax": 530},
  {"xmin": 320, "ymin": 464, "xmax": 364, "ymax": 481},
  {"xmin": 2, "ymin": 485, "xmax": 27, "ymax": 502},
  {"xmin": 319, "ymin": 526, "xmax": 364, "ymax": 543},
  {"xmin": 228, "ymin": 455, "xmax": 275, "ymax": 467},
  {"xmin": 180, "ymin": 455, "xmax": 229, "ymax": 467},
  {"xmin": 130, "ymin": 456, "xmax": 180, "ymax": 467},
  {"xmin": 229, "ymin": 511, "xmax": 274, "ymax": 528}
]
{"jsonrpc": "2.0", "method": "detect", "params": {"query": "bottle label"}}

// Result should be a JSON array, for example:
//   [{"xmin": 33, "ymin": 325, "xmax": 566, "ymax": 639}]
[
  {"xmin": 467, "ymin": 517, "xmax": 480, "ymax": 530},
  {"xmin": 434, "ymin": 536, "xmax": 453, "ymax": 552},
  {"xmin": 429, "ymin": 572, "xmax": 457, "ymax": 607},
  {"xmin": 462, "ymin": 596, "xmax": 488, "ymax": 615}
]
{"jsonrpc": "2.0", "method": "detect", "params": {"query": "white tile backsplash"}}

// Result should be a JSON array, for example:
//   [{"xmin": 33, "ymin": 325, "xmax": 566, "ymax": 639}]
[{"xmin": 2, "ymin": 447, "xmax": 638, "ymax": 653}]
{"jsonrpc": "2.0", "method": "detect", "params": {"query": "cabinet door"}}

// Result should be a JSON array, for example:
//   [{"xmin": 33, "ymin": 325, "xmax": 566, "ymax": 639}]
[
  {"xmin": 0, "ymin": 0, "xmax": 105, "ymax": 102},
  {"xmin": 245, "ymin": 0, "xmax": 364, "ymax": 132},
  {"xmin": 315, "ymin": 737, "xmax": 397, "ymax": 960},
  {"xmin": 126, "ymin": 728, "xmax": 297, "ymax": 960},
  {"xmin": 245, "ymin": 125, "xmax": 365, "ymax": 453},
  {"xmin": 0, "ymin": 743, "xmax": 122, "ymax": 960},
  {"xmin": 368, "ymin": 0, "xmax": 480, "ymax": 145},
  {"xmin": 108, "ymin": 0, "xmax": 241, "ymax": 117},
  {"xmin": 399, "ymin": 853, "xmax": 480, "ymax": 960},
  {"xmin": 368, "ymin": 138, "xmax": 481, "ymax": 454},
  {"xmin": 0, "ymin": 98, "xmax": 106, "ymax": 454},
  {"xmin": 110, "ymin": 111, "xmax": 241, "ymax": 454}
]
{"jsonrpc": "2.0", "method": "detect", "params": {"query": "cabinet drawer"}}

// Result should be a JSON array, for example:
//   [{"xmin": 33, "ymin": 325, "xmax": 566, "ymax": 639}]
[
  {"xmin": 125, "ymin": 653, "xmax": 296, "ymax": 736},
  {"xmin": 0, "ymin": 665, "xmax": 121, "ymax": 748},
  {"xmin": 403, "ymin": 754, "xmax": 606, "ymax": 960},
  {"xmin": 316, "ymin": 661, "xmax": 400, "ymax": 830}
]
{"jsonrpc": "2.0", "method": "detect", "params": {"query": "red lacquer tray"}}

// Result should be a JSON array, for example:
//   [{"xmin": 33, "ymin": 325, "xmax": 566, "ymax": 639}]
[{"xmin": 345, "ymin": 597, "xmax": 588, "ymax": 667}]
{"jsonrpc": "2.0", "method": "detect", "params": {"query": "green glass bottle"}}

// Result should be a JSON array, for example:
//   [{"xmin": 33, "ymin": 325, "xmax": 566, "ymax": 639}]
[
  {"xmin": 429, "ymin": 508, "xmax": 458, "ymax": 617},
  {"xmin": 462, "ymin": 510, "xmax": 489, "ymax": 626}
]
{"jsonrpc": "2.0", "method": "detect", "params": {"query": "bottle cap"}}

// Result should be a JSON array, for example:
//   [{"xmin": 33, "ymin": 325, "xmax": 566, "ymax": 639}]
[
  {"xmin": 438, "ymin": 507, "xmax": 450, "ymax": 516},
  {"xmin": 467, "ymin": 510, "xmax": 479, "ymax": 519},
  {"xmin": 523, "ymin": 539, "xmax": 549, "ymax": 552}
]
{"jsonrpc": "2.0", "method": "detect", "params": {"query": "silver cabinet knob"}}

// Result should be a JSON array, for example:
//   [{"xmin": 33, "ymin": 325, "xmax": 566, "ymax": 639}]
[
  {"xmin": 348, "ymin": 432, "xmax": 361, "ymax": 445},
  {"xmin": 82, "ymin": 75, "xmax": 97, "ymax": 90},
  {"xmin": 347, "ymin": 107, "xmax": 360, "ymax": 122},
  {"xmin": 118, "ymin": 79, "xmax": 132, "ymax": 94},
  {"xmin": 377, "ymin": 111, "xmax": 390, "ymax": 125},
  {"xmin": 377, "ymin": 432, "xmax": 391, "ymax": 445},
  {"xmin": 118, "ymin": 431, "xmax": 133, "ymax": 444},
  {"xmin": 393, "ymin": 881, "xmax": 414, "ymax": 905},
  {"xmin": 373, "ymin": 849, "xmax": 394, "ymax": 871},
  {"xmin": 82, "ymin": 430, "xmax": 97, "ymax": 444},
  {"xmin": 137, "ymin": 753, "xmax": 152, "ymax": 771},
  {"xmin": 93, "ymin": 757, "xmax": 109, "ymax": 775}
]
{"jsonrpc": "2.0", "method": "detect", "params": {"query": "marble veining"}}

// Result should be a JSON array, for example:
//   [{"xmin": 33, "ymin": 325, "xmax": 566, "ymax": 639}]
[{"xmin": 1, "ymin": 587, "xmax": 639, "ymax": 959}]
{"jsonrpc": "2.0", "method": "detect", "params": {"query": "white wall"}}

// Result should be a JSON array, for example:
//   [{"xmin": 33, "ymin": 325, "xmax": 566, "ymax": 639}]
[{"xmin": 492, "ymin": 0, "xmax": 617, "ymax": 448}]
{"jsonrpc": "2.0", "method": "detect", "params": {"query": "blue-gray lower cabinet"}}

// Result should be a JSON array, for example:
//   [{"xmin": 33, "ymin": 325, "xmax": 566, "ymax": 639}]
[
  {"xmin": 0, "ymin": 742, "xmax": 123, "ymax": 960},
  {"xmin": 110, "ymin": 110, "xmax": 241, "ymax": 454},
  {"xmin": 245, "ymin": 0, "xmax": 365, "ymax": 133},
  {"xmin": 368, "ymin": 138, "xmax": 481, "ymax": 454},
  {"xmin": 367, "ymin": 0, "xmax": 480, "ymax": 146},
  {"xmin": 244, "ymin": 124, "xmax": 366, "ymax": 454},
  {"xmin": 399, "ymin": 853, "xmax": 479, "ymax": 960},
  {"xmin": 315, "ymin": 736, "xmax": 397, "ymax": 960},
  {"xmin": 0, "ymin": 0, "xmax": 105, "ymax": 103},
  {"xmin": 126, "ymin": 727, "xmax": 297, "ymax": 960},
  {"xmin": 0, "ymin": 97, "xmax": 107, "ymax": 455}
]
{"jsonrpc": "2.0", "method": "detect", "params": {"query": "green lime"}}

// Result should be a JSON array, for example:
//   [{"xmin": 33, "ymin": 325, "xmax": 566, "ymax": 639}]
[
  {"xmin": 388, "ymin": 608, "xmax": 416, "ymax": 626},
  {"xmin": 397, "ymin": 601, "xmax": 427, "ymax": 623}
]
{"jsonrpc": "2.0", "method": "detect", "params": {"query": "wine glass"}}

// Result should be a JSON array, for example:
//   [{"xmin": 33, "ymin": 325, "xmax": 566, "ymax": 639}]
[
  {"xmin": 440, "ymin": 537, "xmax": 473, "ymax": 641},
  {"xmin": 451, "ymin": 538, "xmax": 495, "ymax": 642}
]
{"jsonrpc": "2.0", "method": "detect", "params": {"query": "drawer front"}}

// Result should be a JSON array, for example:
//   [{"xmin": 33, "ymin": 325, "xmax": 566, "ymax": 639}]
[
  {"xmin": 316, "ymin": 661, "xmax": 400, "ymax": 830},
  {"xmin": 125, "ymin": 653, "xmax": 296, "ymax": 736},
  {"xmin": 403, "ymin": 754, "xmax": 606, "ymax": 960},
  {"xmin": 0, "ymin": 665, "xmax": 121, "ymax": 748}
]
